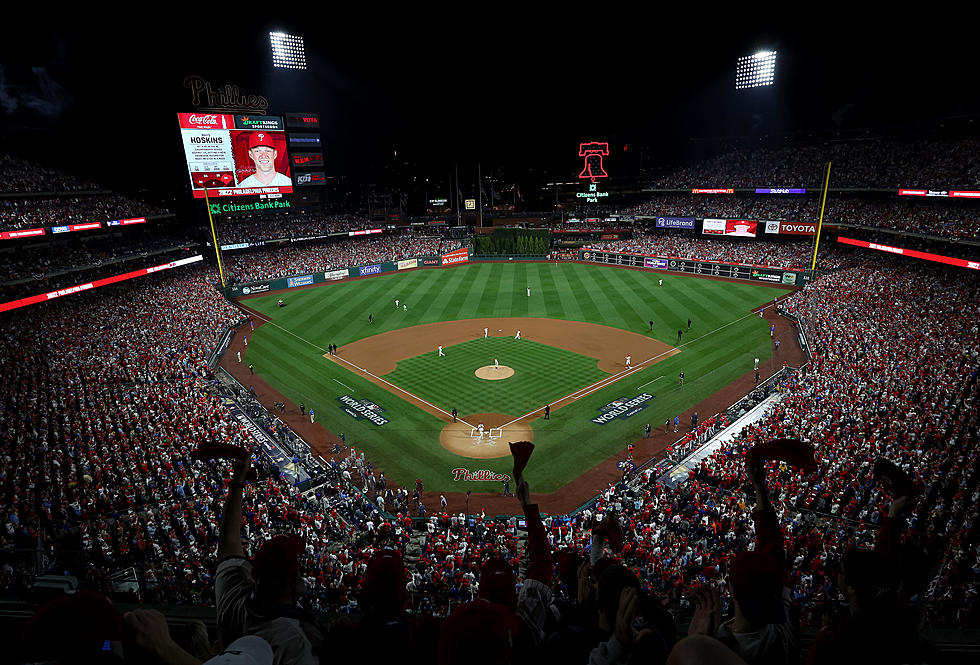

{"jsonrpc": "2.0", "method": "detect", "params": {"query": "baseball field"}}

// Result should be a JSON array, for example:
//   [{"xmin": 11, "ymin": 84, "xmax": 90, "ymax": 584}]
[{"xmin": 236, "ymin": 261, "xmax": 790, "ymax": 498}]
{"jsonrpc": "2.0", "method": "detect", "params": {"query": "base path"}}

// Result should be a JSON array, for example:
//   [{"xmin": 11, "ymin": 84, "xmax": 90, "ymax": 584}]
[{"xmin": 231, "ymin": 290, "xmax": 802, "ymax": 516}]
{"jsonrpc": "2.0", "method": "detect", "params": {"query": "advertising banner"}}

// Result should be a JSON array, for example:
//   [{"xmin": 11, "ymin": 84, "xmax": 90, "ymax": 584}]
[
  {"xmin": 337, "ymin": 395, "xmax": 389, "ymax": 426},
  {"xmin": 288, "ymin": 133, "xmax": 321, "ymax": 147},
  {"xmin": 656, "ymin": 216, "xmax": 695, "ymax": 229},
  {"xmin": 950, "ymin": 190, "xmax": 980, "ymax": 198},
  {"xmin": 397, "ymin": 259, "xmax": 418, "ymax": 270},
  {"xmin": 1, "ymin": 228, "xmax": 46, "ymax": 240},
  {"xmin": 240, "ymin": 284, "xmax": 270, "ymax": 295},
  {"xmin": 764, "ymin": 220, "xmax": 816, "ymax": 236},
  {"xmin": 209, "ymin": 198, "xmax": 292, "ymax": 216},
  {"xmin": 324, "ymin": 269, "xmax": 348, "ymax": 281},
  {"xmin": 591, "ymin": 394, "xmax": 655, "ymax": 425},
  {"xmin": 285, "ymin": 113, "xmax": 319, "ymax": 129},
  {"xmin": 294, "ymin": 171, "xmax": 326, "ymax": 187},
  {"xmin": 349, "ymin": 228, "xmax": 383, "ymax": 237},
  {"xmin": 287, "ymin": 274, "xmax": 314, "ymax": 288},
  {"xmin": 702, "ymin": 218, "xmax": 726, "ymax": 234},
  {"xmin": 837, "ymin": 236, "xmax": 980, "ymax": 271},
  {"xmin": 441, "ymin": 248, "xmax": 470, "ymax": 266},
  {"xmin": 107, "ymin": 218, "xmax": 147, "ymax": 226},
  {"xmin": 755, "ymin": 188, "xmax": 806, "ymax": 194},
  {"xmin": 290, "ymin": 153, "xmax": 323, "ymax": 168},
  {"xmin": 177, "ymin": 113, "xmax": 293, "ymax": 199},
  {"xmin": 691, "ymin": 188, "xmax": 733, "ymax": 194},
  {"xmin": 749, "ymin": 268, "xmax": 788, "ymax": 284},
  {"xmin": 359, "ymin": 264, "xmax": 382, "ymax": 276},
  {"xmin": 421, "ymin": 257, "xmax": 441, "ymax": 266},
  {"xmin": 644, "ymin": 257, "xmax": 669, "ymax": 269}
]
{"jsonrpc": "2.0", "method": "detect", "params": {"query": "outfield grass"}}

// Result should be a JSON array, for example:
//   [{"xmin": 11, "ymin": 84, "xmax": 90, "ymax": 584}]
[
  {"xmin": 242, "ymin": 263, "xmax": 790, "ymax": 494},
  {"xmin": 385, "ymin": 337, "xmax": 606, "ymax": 417}
]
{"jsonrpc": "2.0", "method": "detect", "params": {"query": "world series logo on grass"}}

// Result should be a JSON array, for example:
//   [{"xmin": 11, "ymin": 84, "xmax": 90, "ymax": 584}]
[
  {"xmin": 337, "ymin": 395, "xmax": 389, "ymax": 426},
  {"xmin": 592, "ymin": 393, "xmax": 655, "ymax": 425}
]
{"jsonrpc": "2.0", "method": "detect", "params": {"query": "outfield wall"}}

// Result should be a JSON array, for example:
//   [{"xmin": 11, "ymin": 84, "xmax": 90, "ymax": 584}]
[{"xmin": 578, "ymin": 249, "xmax": 814, "ymax": 286}]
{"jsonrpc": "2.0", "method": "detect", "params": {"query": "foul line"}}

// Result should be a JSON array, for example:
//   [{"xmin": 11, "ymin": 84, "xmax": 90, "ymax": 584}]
[
  {"xmin": 637, "ymin": 376, "xmax": 665, "ymax": 390},
  {"xmin": 243, "ymin": 304, "xmax": 762, "ymax": 433},
  {"xmin": 237, "ymin": 305, "xmax": 473, "ymax": 427},
  {"xmin": 332, "ymin": 379, "xmax": 354, "ymax": 391},
  {"xmin": 497, "ymin": 309, "xmax": 764, "ymax": 429}
]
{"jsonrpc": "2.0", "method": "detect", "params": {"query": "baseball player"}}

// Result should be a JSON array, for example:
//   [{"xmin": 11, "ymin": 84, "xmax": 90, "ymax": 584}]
[
  {"xmin": 515, "ymin": 330, "xmax": 521, "ymax": 340},
  {"xmin": 494, "ymin": 358, "xmax": 499, "ymax": 370},
  {"xmin": 679, "ymin": 371, "xmax": 685, "ymax": 385},
  {"xmin": 526, "ymin": 286, "xmax": 531, "ymax": 297},
  {"xmin": 238, "ymin": 132, "xmax": 292, "ymax": 186},
  {"xmin": 484, "ymin": 327, "xmax": 489, "ymax": 339},
  {"xmin": 754, "ymin": 356, "xmax": 760, "ymax": 370},
  {"xmin": 438, "ymin": 346, "xmax": 445, "ymax": 357},
  {"xmin": 625, "ymin": 355, "xmax": 631, "ymax": 368},
  {"xmin": 395, "ymin": 299, "xmax": 399, "ymax": 308},
  {"xmin": 309, "ymin": 408, "xmax": 315, "ymax": 423},
  {"xmin": 659, "ymin": 278, "xmax": 663, "ymax": 287},
  {"xmin": 243, "ymin": 334, "xmax": 247, "ymax": 347},
  {"xmin": 236, "ymin": 351, "xmax": 241, "ymax": 363},
  {"xmin": 403, "ymin": 304, "xmax": 407, "ymax": 311}
]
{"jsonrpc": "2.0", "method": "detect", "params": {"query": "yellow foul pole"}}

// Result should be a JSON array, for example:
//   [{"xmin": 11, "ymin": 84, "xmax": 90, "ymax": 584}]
[
  {"xmin": 810, "ymin": 161, "xmax": 832, "ymax": 272},
  {"xmin": 204, "ymin": 188, "xmax": 226, "ymax": 287}
]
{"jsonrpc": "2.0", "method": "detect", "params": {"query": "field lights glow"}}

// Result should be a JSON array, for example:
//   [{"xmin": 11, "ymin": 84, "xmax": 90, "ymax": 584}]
[
  {"xmin": 735, "ymin": 50, "xmax": 776, "ymax": 89},
  {"xmin": 270, "ymin": 32, "xmax": 307, "ymax": 70}
]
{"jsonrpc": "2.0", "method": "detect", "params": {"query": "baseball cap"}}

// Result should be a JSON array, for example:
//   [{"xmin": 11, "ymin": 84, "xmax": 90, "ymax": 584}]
[
  {"xmin": 252, "ymin": 534, "xmax": 304, "ymax": 582},
  {"xmin": 20, "ymin": 591, "xmax": 125, "ymax": 661},
  {"xmin": 204, "ymin": 635, "xmax": 273, "ymax": 665},
  {"xmin": 248, "ymin": 132, "xmax": 276, "ymax": 150}
]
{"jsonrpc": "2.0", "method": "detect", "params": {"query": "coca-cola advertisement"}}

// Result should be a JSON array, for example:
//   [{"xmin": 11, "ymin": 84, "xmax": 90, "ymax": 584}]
[{"xmin": 177, "ymin": 113, "xmax": 293, "ymax": 199}]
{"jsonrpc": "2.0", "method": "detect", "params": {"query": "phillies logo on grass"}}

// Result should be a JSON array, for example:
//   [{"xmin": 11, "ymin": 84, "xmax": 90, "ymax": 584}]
[{"xmin": 451, "ymin": 468, "xmax": 510, "ymax": 482}]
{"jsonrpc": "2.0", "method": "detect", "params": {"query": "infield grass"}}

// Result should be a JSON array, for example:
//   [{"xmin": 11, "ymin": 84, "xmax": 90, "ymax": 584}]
[{"xmin": 242, "ymin": 262, "xmax": 791, "ymax": 494}]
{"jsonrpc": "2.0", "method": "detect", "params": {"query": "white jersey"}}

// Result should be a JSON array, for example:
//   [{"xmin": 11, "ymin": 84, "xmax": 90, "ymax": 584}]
[{"xmin": 238, "ymin": 172, "xmax": 292, "ymax": 187}]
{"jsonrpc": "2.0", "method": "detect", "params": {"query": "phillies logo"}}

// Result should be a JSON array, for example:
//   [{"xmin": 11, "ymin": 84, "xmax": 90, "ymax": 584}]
[
  {"xmin": 451, "ymin": 468, "xmax": 511, "ymax": 482},
  {"xmin": 578, "ymin": 142, "xmax": 609, "ymax": 182},
  {"xmin": 188, "ymin": 114, "xmax": 219, "ymax": 125},
  {"xmin": 257, "ymin": 133, "xmax": 265, "ymax": 141}
]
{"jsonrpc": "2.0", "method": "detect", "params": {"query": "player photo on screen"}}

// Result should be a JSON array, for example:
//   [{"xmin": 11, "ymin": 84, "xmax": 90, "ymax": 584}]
[
  {"xmin": 234, "ymin": 131, "xmax": 292, "ymax": 187},
  {"xmin": 177, "ymin": 114, "xmax": 294, "ymax": 198}
]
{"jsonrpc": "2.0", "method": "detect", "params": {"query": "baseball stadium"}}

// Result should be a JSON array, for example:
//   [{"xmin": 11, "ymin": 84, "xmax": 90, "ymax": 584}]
[{"xmin": 0, "ymin": 18, "xmax": 978, "ymax": 665}]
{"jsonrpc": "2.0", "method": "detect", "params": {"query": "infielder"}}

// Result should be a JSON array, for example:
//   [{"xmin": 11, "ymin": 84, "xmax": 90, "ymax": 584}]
[
  {"xmin": 625, "ymin": 355, "xmax": 631, "ymax": 367},
  {"xmin": 527, "ymin": 286, "xmax": 531, "ymax": 297},
  {"xmin": 494, "ymin": 358, "xmax": 499, "ymax": 369},
  {"xmin": 438, "ymin": 346, "xmax": 445, "ymax": 357},
  {"xmin": 395, "ymin": 299, "xmax": 399, "ymax": 308},
  {"xmin": 515, "ymin": 330, "xmax": 521, "ymax": 340},
  {"xmin": 484, "ymin": 327, "xmax": 489, "ymax": 339}
]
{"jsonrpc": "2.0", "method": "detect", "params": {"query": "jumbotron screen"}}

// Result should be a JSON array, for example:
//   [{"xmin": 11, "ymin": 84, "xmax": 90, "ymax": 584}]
[{"xmin": 177, "ymin": 113, "xmax": 293, "ymax": 199}]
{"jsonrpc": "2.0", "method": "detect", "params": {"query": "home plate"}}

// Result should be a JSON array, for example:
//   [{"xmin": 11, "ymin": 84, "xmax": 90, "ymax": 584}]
[{"xmin": 498, "ymin": 329, "xmax": 502, "ymax": 331}]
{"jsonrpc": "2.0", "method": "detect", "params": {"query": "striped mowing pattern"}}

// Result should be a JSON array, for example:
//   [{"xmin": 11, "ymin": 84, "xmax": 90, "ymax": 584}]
[{"xmin": 241, "ymin": 263, "xmax": 790, "ymax": 492}]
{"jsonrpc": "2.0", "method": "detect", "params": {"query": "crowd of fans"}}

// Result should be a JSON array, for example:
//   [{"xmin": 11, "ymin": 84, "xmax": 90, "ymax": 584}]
[
  {"xmin": 0, "ymin": 234, "xmax": 193, "ymax": 284},
  {"xmin": 0, "ymin": 154, "xmax": 100, "ymax": 193},
  {"xmin": 624, "ymin": 194, "xmax": 979, "ymax": 241},
  {"xmin": 0, "ymin": 193, "xmax": 169, "ymax": 231},
  {"xmin": 651, "ymin": 136, "xmax": 980, "ymax": 189},
  {"xmin": 217, "ymin": 214, "xmax": 379, "ymax": 245},
  {"xmin": 0, "ymin": 231, "xmax": 976, "ymax": 663},
  {"xmin": 223, "ymin": 234, "xmax": 464, "ymax": 283}
]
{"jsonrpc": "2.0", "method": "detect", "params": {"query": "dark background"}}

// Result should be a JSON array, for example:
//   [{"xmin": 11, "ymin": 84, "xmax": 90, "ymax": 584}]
[{"xmin": 0, "ymin": 13, "xmax": 974, "ymax": 205}]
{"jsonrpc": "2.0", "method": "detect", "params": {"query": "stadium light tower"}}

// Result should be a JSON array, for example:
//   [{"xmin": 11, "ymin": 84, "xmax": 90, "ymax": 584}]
[
  {"xmin": 270, "ymin": 32, "xmax": 307, "ymax": 70},
  {"xmin": 735, "ymin": 50, "xmax": 777, "ymax": 89}
]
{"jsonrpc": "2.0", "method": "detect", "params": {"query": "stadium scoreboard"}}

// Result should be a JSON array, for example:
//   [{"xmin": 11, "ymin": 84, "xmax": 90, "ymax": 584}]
[{"xmin": 177, "ymin": 113, "xmax": 293, "ymax": 198}]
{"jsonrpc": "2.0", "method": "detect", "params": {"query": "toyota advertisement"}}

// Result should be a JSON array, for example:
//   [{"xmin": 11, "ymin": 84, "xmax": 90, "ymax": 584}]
[
  {"xmin": 702, "ymin": 219, "xmax": 758, "ymax": 238},
  {"xmin": 763, "ymin": 220, "xmax": 817, "ymax": 236},
  {"xmin": 177, "ymin": 113, "xmax": 293, "ymax": 199}
]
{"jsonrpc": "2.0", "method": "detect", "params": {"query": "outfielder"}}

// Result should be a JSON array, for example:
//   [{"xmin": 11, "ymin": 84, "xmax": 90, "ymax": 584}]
[
  {"xmin": 527, "ymin": 286, "xmax": 531, "ymax": 297},
  {"xmin": 484, "ymin": 327, "xmax": 489, "ymax": 339},
  {"xmin": 515, "ymin": 330, "xmax": 521, "ymax": 340},
  {"xmin": 438, "ymin": 346, "xmax": 445, "ymax": 357},
  {"xmin": 395, "ymin": 299, "xmax": 399, "ymax": 308}
]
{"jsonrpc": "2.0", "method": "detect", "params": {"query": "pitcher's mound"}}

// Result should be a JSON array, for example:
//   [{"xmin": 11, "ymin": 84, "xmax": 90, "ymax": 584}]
[
  {"xmin": 475, "ymin": 365, "xmax": 514, "ymax": 380},
  {"xmin": 440, "ymin": 413, "xmax": 533, "ymax": 458}
]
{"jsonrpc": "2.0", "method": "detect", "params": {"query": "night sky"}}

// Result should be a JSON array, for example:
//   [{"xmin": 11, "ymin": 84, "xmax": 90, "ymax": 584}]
[{"xmin": 0, "ymin": 15, "xmax": 974, "ymax": 200}]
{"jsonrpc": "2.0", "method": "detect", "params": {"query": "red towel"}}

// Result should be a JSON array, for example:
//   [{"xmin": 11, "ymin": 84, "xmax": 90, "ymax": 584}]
[
  {"xmin": 598, "ymin": 512, "xmax": 623, "ymax": 553},
  {"xmin": 509, "ymin": 441, "xmax": 535, "ymax": 480},
  {"xmin": 745, "ymin": 438, "xmax": 817, "ymax": 471}
]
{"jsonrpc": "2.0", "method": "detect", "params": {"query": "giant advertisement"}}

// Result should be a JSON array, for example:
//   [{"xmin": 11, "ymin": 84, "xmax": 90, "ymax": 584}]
[
  {"xmin": 763, "ymin": 220, "xmax": 816, "ymax": 236},
  {"xmin": 177, "ymin": 113, "xmax": 293, "ymax": 199},
  {"xmin": 441, "ymin": 248, "xmax": 470, "ymax": 266},
  {"xmin": 287, "ymin": 274, "xmax": 314, "ymax": 288},
  {"xmin": 656, "ymin": 216, "xmax": 696, "ymax": 229},
  {"xmin": 702, "ymin": 219, "xmax": 757, "ymax": 237},
  {"xmin": 837, "ymin": 236, "xmax": 980, "ymax": 271}
]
